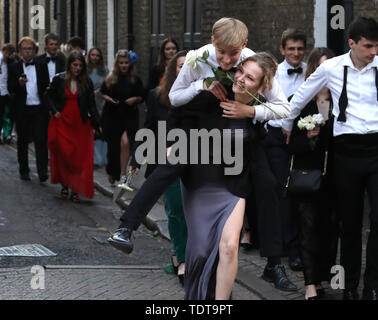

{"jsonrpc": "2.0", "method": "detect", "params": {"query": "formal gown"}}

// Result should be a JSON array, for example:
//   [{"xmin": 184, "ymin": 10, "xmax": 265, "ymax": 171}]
[{"xmin": 48, "ymin": 87, "xmax": 95, "ymax": 198}]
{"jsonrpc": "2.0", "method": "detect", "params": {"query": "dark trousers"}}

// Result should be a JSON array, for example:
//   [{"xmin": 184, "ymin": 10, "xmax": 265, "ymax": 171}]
[
  {"xmin": 15, "ymin": 105, "xmax": 49, "ymax": 178},
  {"xmin": 120, "ymin": 162, "xmax": 187, "ymax": 230},
  {"xmin": 246, "ymin": 142, "xmax": 284, "ymax": 258},
  {"xmin": 0, "ymin": 95, "xmax": 9, "ymax": 136},
  {"xmin": 264, "ymin": 125, "xmax": 299, "ymax": 258},
  {"xmin": 333, "ymin": 146, "xmax": 378, "ymax": 290}
]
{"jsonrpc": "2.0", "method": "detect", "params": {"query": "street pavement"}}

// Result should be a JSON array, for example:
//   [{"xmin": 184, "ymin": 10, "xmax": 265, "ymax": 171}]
[{"xmin": 0, "ymin": 142, "xmax": 370, "ymax": 301}]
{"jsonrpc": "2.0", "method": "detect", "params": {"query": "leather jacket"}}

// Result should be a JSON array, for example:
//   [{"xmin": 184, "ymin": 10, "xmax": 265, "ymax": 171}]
[{"xmin": 44, "ymin": 72, "xmax": 101, "ymax": 129}]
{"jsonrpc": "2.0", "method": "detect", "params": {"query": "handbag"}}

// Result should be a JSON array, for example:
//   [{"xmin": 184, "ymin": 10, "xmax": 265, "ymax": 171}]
[{"xmin": 286, "ymin": 151, "xmax": 328, "ymax": 195}]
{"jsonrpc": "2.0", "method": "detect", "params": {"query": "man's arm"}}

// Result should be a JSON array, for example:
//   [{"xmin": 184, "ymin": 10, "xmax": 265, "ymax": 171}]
[
  {"xmin": 281, "ymin": 63, "xmax": 329, "ymax": 132},
  {"xmin": 254, "ymin": 77, "xmax": 290, "ymax": 121},
  {"xmin": 168, "ymin": 62, "xmax": 204, "ymax": 107}
]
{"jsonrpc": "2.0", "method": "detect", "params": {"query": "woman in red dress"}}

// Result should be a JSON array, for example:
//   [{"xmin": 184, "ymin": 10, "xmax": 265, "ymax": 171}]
[{"xmin": 45, "ymin": 51, "xmax": 101, "ymax": 202}]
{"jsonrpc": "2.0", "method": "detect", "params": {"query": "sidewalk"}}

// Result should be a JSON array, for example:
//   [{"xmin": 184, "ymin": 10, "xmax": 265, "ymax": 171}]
[{"xmin": 93, "ymin": 165, "xmax": 369, "ymax": 301}]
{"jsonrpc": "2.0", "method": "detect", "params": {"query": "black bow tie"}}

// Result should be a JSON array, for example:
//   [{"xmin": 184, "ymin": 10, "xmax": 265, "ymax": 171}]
[
  {"xmin": 218, "ymin": 66, "xmax": 237, "ymax": 74},
  {"xmin": 24, "ymin": 61, "xmax": 35, "ymax": 67},
  {"xmin": 287, "ymin": 67, "xmax": 303, "ymax": 75},
  {"xmin": 46, "ymin": 56, "xmax": 57, "ymax": 63}
]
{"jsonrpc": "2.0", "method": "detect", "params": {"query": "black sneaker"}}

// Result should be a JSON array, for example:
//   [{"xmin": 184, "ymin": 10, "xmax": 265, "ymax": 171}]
[
  {"xmin": 262, "ymin": 264, "xmax": 298, "ymax": 292},
  {"xmin": 108, "ymin": 227, "xmax": 134, "ymax": 254}
]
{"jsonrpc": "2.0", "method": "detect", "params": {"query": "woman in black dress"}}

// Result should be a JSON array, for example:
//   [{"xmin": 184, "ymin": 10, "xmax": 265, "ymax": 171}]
[
  {"xmin": 100, "ymin": 50, "xmax": 145, "ymax": 184},
  {"xmin": 288, "ymin": 47, "xmax": 338, "ymax": 300}
]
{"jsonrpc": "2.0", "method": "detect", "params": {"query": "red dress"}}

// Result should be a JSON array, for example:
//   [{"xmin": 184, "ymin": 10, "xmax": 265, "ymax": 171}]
[{"xmin": 48, "ymin": 87, "xmax": 94, "ymax": 198}]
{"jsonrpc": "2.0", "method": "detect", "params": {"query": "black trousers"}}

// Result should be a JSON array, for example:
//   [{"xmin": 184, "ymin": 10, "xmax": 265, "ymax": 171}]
[
  {"xmin": 333, "ymin": 146, "xmax": 378, "ymax": 290},
  {"xmin": 15, "ymin": 105, "xmax": 49, "ymax": 178},
  {"xmin": 264, "ymin": 125, "xmax": 299, "ymax": 258},
  {"xmin": 0, "ymin": 95, "xmax": 9, "ymax": 136},
  {"xmin": 121, "ymin": 141, "xmax": 284, "ymax": 258}
]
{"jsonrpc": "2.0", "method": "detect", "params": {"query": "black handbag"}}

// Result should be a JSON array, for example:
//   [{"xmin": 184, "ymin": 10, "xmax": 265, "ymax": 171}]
[{"xmin": 286, "ymin": 151, "xmax": 328, "ymax": 195}]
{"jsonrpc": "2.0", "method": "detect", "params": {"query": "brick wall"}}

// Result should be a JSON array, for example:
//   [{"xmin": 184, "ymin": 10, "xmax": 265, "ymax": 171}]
[{"xmin": 353, "ymin": 0, "xmax": 378, "ymax": 19}]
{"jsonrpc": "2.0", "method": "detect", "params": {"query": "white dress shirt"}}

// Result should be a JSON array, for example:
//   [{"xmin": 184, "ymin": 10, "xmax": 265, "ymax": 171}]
[
  {"xmin": 23, "ymin": 61, "xmax": 41, "ymax": 106},
  {"xmin": 268, "ymin": 59, "xmax": 307, "ymax": 128},
  {"xmin": 169, "ymin": 44, "xmax": 290, "ymax": 122},
  {"xmin": 0, "ymin": 52, "xmax": 9, "ymax": 96},
  {"xmin": 46, "ymin": 53, "xmax": 57, "ymax": 83},
  {"xmin": 281, "ymin": 52, "xmax": 378, "ymax": 137}
]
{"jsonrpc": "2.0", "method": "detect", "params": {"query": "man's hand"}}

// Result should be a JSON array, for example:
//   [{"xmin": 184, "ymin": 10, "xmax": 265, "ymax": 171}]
[
  {"xmin": 18, "ymin": 76, "xmax": 28, "ymax": 86},
  {"xmin": 203, "ymin": 80, "xmax": 227, "ymax": 102},
  {"xmin": 54, "ymin": 112, "xmax": 61, "ymax": 119},
  {"xmin": 220, "ymin": 99, "xmax": 255, "ymax": 119},
  {"xmin": 282, "ymin": 128, "xmax": 291, "ymax": 145}
]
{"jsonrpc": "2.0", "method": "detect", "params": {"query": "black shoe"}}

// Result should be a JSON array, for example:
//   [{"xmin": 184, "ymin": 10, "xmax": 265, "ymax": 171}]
[
  {"xmin": 262, "ymin": 264, "xmax": 298, "ymax": 292},
  {"xmin": 20, "ymin": 173, "xmax": 31, "ymax": 181},
  {"xmin": 362, "ymin": 288, "xmax": 378, "ymax": 300},
  {"xmin": 343, "ymin": 289, "xmax": 359, "ymax": 300},
  {"xmin": 39, "ymin": 175, "xmax": 48, "ymax": 184},
  {"xmin": 107, "ymin": 227, "xmax": 134, "ymax": 254},
  {"xmin": 289, "ymin": 256, "xmax": 303, "ymax": 271}
]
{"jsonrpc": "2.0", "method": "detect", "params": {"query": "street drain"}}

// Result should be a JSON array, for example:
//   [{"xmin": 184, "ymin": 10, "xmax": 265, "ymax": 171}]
[{"xmin": 0, "ymin": 244, "xmax": 57, "ymax": 257}]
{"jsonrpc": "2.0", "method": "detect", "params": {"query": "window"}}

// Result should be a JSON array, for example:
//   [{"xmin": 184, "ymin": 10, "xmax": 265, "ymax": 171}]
[{"xmin": 184, "ymin": 0, "xmax": 202, "ymax": 50}]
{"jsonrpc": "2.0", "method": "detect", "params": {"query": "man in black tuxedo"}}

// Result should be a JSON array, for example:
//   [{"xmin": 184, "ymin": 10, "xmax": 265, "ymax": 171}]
[
  {"xmin": 36, "ymin": 33, "xmax": 66, "ymax": 82},
  {"xmin": 8, "ymin": 37, "xmax": 50, "ymax": 182}
]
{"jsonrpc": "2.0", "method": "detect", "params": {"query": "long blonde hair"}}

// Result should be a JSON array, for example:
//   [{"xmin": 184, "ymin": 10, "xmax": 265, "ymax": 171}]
[{"xmin": 106, "ymin": 49, "xmax": 136, "ymax": 88}]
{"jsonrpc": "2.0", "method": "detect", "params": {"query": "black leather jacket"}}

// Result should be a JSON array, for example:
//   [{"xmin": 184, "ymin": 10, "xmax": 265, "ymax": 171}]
[{"xmin": 44, "ymin": 72, "xmax": 101, "ymax": 129}]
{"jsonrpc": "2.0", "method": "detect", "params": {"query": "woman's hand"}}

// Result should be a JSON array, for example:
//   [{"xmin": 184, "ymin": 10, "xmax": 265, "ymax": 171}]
[
  {"xmin": 128, "ymin": 166, "xmax": 139, "ymax": 175},
  {"xmin": 204, "ymin": 80, "xmax": 227, "ymax": 102},
  {"xmin": 54, "ymin": 112, "xmax": 61, "ymax": 119},
  {"xmin": 220, "ymin": 99, "xmax": 255, "ymax": 119},
  {"xmin": 125, "ymin": 96, "xmax": 142, "ymax": 106},
  {"xmin": 307, "ymin": 125, "xmax": 320, "ymax": 139}
]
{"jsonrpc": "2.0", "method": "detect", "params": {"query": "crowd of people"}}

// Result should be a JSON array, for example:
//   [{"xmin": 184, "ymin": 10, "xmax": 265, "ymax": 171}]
[{"xmin": 1, "ymin": 15, "xmax": 377, "ymax": 301}]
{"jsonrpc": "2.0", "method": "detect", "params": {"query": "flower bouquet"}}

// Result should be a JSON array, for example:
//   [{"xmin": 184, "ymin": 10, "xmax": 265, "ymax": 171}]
[{"xmin": 297, "ymin": 113, "xmax": 326, "ymax": 149}]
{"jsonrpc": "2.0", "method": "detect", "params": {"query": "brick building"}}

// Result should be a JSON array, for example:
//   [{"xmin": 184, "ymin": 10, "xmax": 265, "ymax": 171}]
[{"xmin": 1, "ymin": 0, "xmax": 377, "ymax": 89}]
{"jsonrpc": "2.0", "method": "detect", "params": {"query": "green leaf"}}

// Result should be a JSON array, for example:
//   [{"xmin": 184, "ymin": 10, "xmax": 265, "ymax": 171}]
[
  {"xmin": 202, "ymin": 50, "xmax": 209, "ymax": 60},
  {"xmin": 205, "ymin": 77, "xmax": 216, "ymax": 88},
  {"xmin": 214, "ymin": 69, "xmax": 227, "ymax": 80}
]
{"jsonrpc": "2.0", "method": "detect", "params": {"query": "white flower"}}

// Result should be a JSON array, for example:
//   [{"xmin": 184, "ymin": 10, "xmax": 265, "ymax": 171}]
[
  {"xmin": 186, "ymin": 50, "xmax": 198, "ymax": 69},
  {"xmin": 312, "ymin": 113, "xmax": 325, "ymax": 126},
  {"xmin": 297, "ymin": 118, "xmax": 307, "ymax": 130}
]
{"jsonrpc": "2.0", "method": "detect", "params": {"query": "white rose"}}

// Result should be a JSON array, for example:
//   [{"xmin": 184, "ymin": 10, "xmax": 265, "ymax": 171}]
[{"xmin": 186, "ymin": 50, "xmax": 198, "ymax": 69}]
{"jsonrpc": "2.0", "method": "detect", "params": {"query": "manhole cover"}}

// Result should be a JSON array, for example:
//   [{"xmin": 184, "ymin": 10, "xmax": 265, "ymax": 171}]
[{"xmin": 0, "ymin": 244, "xmax": 57, "ymax": 257}]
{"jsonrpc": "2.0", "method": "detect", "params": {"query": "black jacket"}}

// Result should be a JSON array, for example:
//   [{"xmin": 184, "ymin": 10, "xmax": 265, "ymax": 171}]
[
  {"xmin": 7, "ymin": 59, "xmax": 50, "ymax": 117},
  {"xmin": 44, "ymin": 72, "xmax": 101, "ymax": 129},
  {"xmin": 35, "ymin": 53, "xmax": 66, "ymax": 75}
]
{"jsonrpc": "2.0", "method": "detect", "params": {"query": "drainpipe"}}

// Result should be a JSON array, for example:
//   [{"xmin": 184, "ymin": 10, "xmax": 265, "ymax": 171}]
[
  {"xmin": 55, "ymin": 0, "xmax": 63, "ymax": 40},
  {"xmin": 127, "ymin": 0, "xmax": 134, "ymax": 50}
]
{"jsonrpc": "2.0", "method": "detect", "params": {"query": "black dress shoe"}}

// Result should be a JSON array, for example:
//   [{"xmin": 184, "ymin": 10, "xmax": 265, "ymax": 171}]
[
  {"xmin": 107, "ymin": 228, "xmax": 134, "ymax": 254},
  {"xmin": 362, "ymin": 288, "xmax": 378, "ymax": 300},
  {"xmin": 20, "ymin": 173, "xmax": 31, "ymax": 181},
  {"xmin": 289, "ymin": 256, "xmax": 303, "ymax": 271},
  {"xmin": 39, "ymin": 175, "xmax": 48, "ymax": 184},
  {"xmin": 343, "ymin": 289, "xmax": 359, "ymax": 300},
  {"xmin": 262, "ymin": 264, "xmax": 298, "ymax": 292}
]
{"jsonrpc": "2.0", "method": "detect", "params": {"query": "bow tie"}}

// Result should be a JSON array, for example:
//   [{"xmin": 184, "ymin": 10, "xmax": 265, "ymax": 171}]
[
  {"xmin": 46, "ymin": 56, "xmax": 57, "ymax": 63},
  {"xmin": 287, "ymin": 67, "xmax": 303, "ymax": 75},
  {"xmin": 24, "ymin": 61, "xmax": 35, "ymax": 67},
  {"xmin": 218, "ymin": 66, "xmax": 237, "ymax": 74}
]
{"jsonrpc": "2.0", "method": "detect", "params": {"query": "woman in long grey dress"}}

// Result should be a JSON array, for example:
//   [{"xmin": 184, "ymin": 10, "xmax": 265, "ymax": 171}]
[{"xmin": 176, "ymin": 53, "xmax": 278, "ymax": 300}]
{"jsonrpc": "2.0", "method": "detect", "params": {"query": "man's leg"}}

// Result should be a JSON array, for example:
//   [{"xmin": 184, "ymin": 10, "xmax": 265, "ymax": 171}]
[
  {"xmin": 333, "ymin": 152, "xmax": 365, "ymax": 299},
  {"xmin": 15, "ymin": 109, "xmax": 31, "ymax": 180},
  {"xmin": 253, "ymin": 142, "xmax": 297, "ymax": 292},
  {"xmin": 108, "ymin": 162, "xmax": 187, "ymax": 253},
  {"xmin": 363, "ymin": 154, "xmax": 378, "ymax": 299},
  {"xmin": 32, "ymin": 108, "xmax": 49, "ymax": 182}
]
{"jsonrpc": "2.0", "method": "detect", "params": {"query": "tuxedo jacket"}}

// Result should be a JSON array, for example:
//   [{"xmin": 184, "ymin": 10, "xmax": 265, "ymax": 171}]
[
  {"xmin": 7, "ymin": 60, "xmax": 50, "ymax": 118},
  {"xmin": 36, "ymin": 53, "xmax": 66, "ymax": 74}
]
